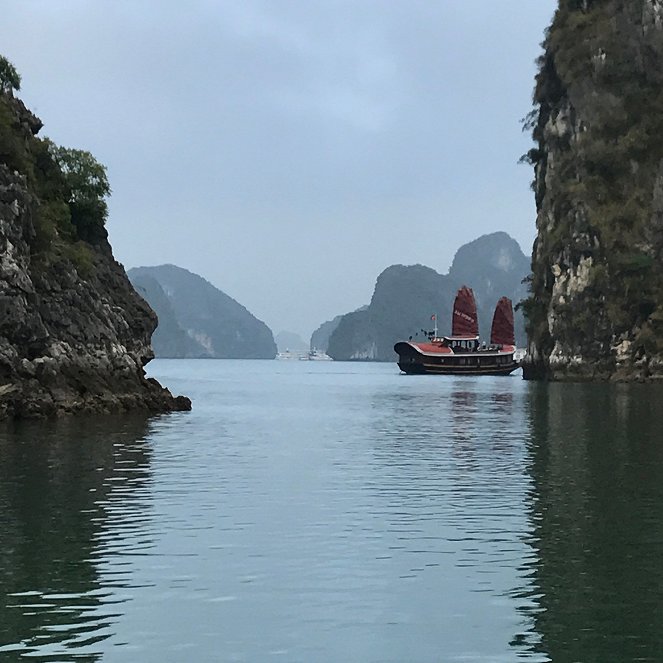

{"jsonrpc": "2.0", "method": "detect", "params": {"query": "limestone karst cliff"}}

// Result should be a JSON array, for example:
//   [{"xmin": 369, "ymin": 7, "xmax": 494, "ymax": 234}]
[
  {"xmin": 0, "ymin": 65, "xmax": 190, "ymax": 417},
  {"xmin": 523, "ymin": 0, "xmax": 663, "ymax": 380},
  {"xmin": 128, "ymin": 273, "xmax": 206, "ymax": 358},
  {"xmin": 129, "ymin": 265, "xmax": 277, "ymax": 359},
  {"xmin": 326, "ymin": 232, "xmax": 529, "ymax": 362},
  {"xmin": 310, "ymin": 313, "xmax": 348, "ymax": 354}
]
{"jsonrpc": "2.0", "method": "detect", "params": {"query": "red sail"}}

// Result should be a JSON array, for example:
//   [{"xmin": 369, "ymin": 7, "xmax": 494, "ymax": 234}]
[
  {"xmin": 490, "ymin": 297, "xmax": 515, "ymax": 346},
  {"xmin": 452, "ymin": 286, "xmax": 478, "ymax": 337}
]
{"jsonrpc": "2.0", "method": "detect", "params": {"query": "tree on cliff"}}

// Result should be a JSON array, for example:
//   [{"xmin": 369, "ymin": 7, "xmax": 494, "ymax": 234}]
[
  {"xmin": 1, "ymin": 56, "xmax": 111, "ymax": 248},
  {"xmin": 0, "ymin": 56, "xmax": 21, "ymax": 94},
  {"xmin": 0, "ymin": 55, "xmax": 191, "ymax": 418},
  {"xmin": 48, "ymin": 142, "xmax": 111, "ymax": 242}
]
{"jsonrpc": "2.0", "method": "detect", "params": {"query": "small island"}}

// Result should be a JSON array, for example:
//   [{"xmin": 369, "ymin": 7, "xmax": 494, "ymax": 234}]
[{"xmin": 0, "ymin": 57, "xmax": 190, "ymax": 418}]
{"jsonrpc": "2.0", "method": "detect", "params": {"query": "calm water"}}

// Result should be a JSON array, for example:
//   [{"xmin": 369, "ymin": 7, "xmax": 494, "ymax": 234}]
[{"xmin": 1, "ymin": 361, "xmax": 663, "ymax": 662}]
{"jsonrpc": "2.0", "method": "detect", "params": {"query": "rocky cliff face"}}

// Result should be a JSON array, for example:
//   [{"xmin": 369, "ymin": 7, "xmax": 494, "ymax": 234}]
[
  {"xmin": 310, "ymin": 313, "xmax": 346, "ymax": 354},
  {"xmin": 523, "ymin": 0, "xmax": 663, "ymax": 380},
  {"xmin": 0, "ymin": 90, "xmax": 189, "ymax": 417},
  {"xmin": 326, "ymin": 232, "xmax": 529, "ymax": 362}
]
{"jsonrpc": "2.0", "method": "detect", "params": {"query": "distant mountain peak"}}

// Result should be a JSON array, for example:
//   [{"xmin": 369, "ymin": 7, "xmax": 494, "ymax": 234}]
[
  {"xmin": 450, "ymin": 232, "xmax": 528, "ymax": 277},
  {"xmin": 275, "ymin": 331, "xmax": 308, "ymax": 353},
  {"xmin": 128, "ymin": 265, "xmax": 276, "ymax": 359},
  {"xmin": 320, "ymin": 232, "xmax": 530, "ymax": 361}
]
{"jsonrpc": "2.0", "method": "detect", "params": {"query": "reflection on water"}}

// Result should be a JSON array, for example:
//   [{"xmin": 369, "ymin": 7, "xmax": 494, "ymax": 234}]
[
  {"xmin": 1, "ymin": 361, "xmax": 663, "ymax": 661},
  {"xmin": 0, "ymin": 415, "xmax": 155, "ymax": 661},
  {"xmin": 519, "ymin": 383, "xmax": 663, "ymax": 662},
  {"xmin": 366, "ymin": 379, "xmax": 536, "ymax": 662}
]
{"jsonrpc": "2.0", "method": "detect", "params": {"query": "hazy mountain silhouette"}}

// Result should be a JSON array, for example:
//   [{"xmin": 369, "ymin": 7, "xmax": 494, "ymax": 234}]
[
  {"xmin": 275, "ymin": 331, "xmax": 308, "ymax": 353},
  {"xmin": 326, "ymin": 232, "xmax": 530, "ymax": 361},
  {"xmin": 129, "ymin": 265, "xmax": 276, "ymax": 359}
]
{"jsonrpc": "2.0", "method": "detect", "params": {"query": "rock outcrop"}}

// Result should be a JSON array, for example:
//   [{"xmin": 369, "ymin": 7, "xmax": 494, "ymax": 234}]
[
  {"xmin": 523, "ymin": 0, "xmax": 663, "ymax": 381},
  {"xmin": 326, "ymin": 232, "xmax": 529, "ymax": 362},
  {"xmin": 310, "ymin": 313, "xmax": 346, "ymax": 354},
  {"xmin": 0, "ymin": 85, "xmax": 190, "ymax": 417},
  {"xmin": 449, "ymin": 232, "xmax": 530, "ymax": 343},
  {"xmin": 128, "ymin": 265, "xmax": 277, "ymax": 359},
  {"xmin": 327, "ymin": 265, "xmax": 452, "ymax": 361},
  {"xmin": 129, "ymin": 274, "xmax": 206, "ymax": 358}
]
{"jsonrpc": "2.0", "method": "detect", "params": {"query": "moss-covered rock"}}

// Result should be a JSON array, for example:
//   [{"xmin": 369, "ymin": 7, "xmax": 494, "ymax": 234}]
[{"xmin": 523, "ymin": 0, "xmax": 663, "ymax": 381}]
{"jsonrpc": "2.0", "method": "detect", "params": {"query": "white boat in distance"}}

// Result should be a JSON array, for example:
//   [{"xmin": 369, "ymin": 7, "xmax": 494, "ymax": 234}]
[
  {"xmin": 275, "ymin": 350, "xmax": 306, "ymax": 360},
  {"xmin": 275, "ymin": 348, "xmax": 333, "ymax": 361},
  {"xmin": 305, "ymin": 349, "xmax": 333, "ymax": 361}
]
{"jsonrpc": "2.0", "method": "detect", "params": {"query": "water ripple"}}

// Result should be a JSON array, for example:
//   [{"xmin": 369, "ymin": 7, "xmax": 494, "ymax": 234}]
[{"xmin": 2, "ymin": 363, "xmax": 663, "ymax": 661}]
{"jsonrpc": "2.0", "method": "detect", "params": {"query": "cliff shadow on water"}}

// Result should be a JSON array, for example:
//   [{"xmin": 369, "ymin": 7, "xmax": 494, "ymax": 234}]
[
  {"xmin": 515, "ymin": 382, "xmax": 663, "ymax": 661},
  {"xmin": 0, "ymin": 414, "xmax": 160, "ymax": 660},
  {"xmin": 363, "ymin": 378, "xmax": 663, "ymax": 660}
]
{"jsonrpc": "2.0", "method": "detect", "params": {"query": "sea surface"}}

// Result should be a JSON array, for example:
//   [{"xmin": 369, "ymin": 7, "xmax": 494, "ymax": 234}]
[{"xmin": 1, "ymin": 360, "xmax": 663, "ymax": 662}]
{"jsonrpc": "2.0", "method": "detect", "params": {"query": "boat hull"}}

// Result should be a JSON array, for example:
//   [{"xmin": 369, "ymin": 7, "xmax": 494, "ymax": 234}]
[
  {"xmin": 394, "ymin": 341, "xmax": 519, "ymax": 376},
  {"xmin": 397, "ymin": 361, "xmax": 519, "ymax": 376}
]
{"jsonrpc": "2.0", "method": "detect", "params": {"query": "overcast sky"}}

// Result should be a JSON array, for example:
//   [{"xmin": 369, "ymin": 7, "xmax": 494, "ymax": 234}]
[{"xmin": 1, "ymin": 1, "xmax": 557, "ymax": 339}]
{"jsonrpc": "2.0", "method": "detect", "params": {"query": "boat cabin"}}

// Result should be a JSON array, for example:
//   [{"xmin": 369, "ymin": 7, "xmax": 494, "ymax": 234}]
[
  {"xmin": 442, "ymin": 336, "xmax": 479, "ymax": 353},
  {"xmin": 419, "ymin": 335, "xmax": 505, "ymax": 354}
]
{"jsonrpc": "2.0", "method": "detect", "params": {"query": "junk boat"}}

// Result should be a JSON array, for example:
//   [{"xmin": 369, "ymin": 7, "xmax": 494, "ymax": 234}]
[{"xmin": 393, "ymin": 286, "xmax": 519, "ymax": 376}]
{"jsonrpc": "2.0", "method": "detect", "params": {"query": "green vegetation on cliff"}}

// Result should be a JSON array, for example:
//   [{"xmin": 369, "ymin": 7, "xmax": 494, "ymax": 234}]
[
  {"xmin": 0, "ymin": 56, "xmax": 189, "ymax": 416},
  {"xmin": 523, "ymin": 1, "xmax": 663, "ymax": 379},
  {"xmin": 0, "ymin": 56, "xmax": 110, "ymax": 266},
  {"xmin": 0, "ymin": 56, "xmax": 21, "ymax": 94}
]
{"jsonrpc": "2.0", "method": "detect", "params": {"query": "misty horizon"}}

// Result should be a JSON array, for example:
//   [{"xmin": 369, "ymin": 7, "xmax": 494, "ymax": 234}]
[
  {"xmin": 128, "ymin": 226, "xmax": 529, "ymax": 341},
  {"xmin": 1, "ymin": 1, "xmax": 557, "ymax": 338}
]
